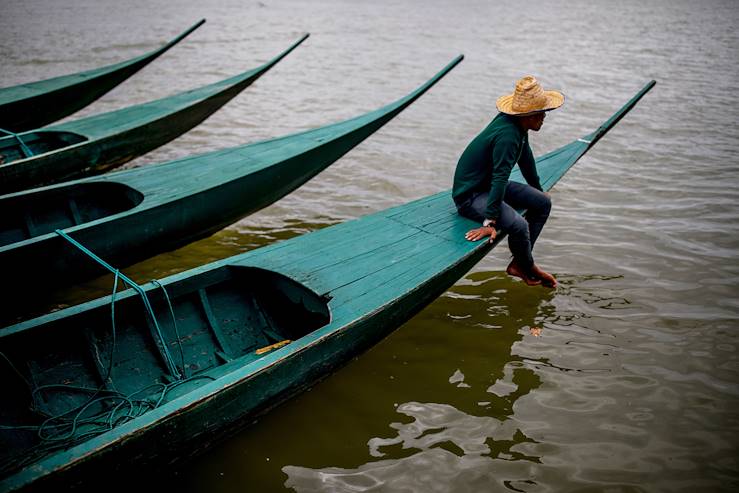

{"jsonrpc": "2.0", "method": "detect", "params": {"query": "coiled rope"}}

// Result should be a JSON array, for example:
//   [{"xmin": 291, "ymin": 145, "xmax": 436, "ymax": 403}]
[{"xmin": 0, "ymin": 232, "xmax": 210, "ymax": 475}]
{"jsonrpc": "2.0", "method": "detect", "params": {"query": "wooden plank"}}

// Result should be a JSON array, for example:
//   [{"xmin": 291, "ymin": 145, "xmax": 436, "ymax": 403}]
[
  {"xmin": 198, "ymin": 289, "xmax": 235, "ymax": 361},
  {"xmin": 68, "ymin": 198, "xmax": 83, "ymax": 226},
  {"xmin": 332, "ymin": 240, "xmax": 468, "ymax": 301},
  {"xmin": 22, "ymin": 210, "xmax": 37, "ymax": 239},
  {"xmin": 82, "ymin": 327, "xmax": 117, "ymax": 392},
  {"xmin": 142, "ymin": 311, "xmax": 180, "ymax": 379},
  {"xmin": 248, "ymin": 217, "xmax": 417, "ymax": 271}
]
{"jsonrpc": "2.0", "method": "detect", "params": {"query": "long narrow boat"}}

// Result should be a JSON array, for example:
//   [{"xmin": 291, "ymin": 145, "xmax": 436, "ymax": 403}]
[
  {"xmin": 0, "ymin": 81, "xmax": 654, "ymax": 492},
  {"xmin": 0, "ymin": 34, "xmax": 310, "ymax": 194},
  {"xmin": 0, "ymin": 56, "xmax": 465, "ymax": 319},
  {"xmin": 0, "ymin": 20, "xmax": 205, "ymax": 133}
]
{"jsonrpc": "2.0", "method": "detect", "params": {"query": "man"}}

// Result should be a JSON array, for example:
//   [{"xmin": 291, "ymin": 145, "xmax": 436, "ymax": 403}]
[{"xmin": 453, "ymin": 76, "xmax": 564, "ymax": 287}]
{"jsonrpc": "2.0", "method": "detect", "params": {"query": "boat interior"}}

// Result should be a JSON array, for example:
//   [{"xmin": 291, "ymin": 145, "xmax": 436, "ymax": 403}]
[
  {"xmin": 0, "ymin": 181, "xmax": 144, "ymax": 246},
  {"xmin": 0, "ymin": 131, "xmax": 87, "ymax": 164},
  {"xmin": 0, "ymin": 265, "xmax": 330, "ymax": 472}
]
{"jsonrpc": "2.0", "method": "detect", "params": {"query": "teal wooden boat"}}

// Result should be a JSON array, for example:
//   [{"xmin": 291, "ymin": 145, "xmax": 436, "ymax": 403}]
[
  {"xmin": 0, "ymin": 20, "xmax": 204, "ymax": 133},
  {"xmin": 0, "ymin": 80, "xmax": 654, "ymax": 492},
  {"xmin": 0, "ymin": 56, "xmax": 464, "ymax": 319},
  {"xmin": 0, "ymin": 34, "xmax": 309, "ymax": 195}
]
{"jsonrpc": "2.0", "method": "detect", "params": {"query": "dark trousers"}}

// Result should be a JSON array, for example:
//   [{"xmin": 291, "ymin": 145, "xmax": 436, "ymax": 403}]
[{"xmin": 456, "ymin": 181, "xmax": 551, "ymax": 271}]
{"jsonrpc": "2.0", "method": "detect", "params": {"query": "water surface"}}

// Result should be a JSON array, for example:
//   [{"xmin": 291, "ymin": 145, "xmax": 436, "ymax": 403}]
[{"xmin": 2, "ymin": 0, "xmax": 738, "ymax": 491}]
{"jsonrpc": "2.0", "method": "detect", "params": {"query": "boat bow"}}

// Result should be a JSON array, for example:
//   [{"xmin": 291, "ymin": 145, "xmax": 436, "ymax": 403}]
[
  {"xmin": 0, "ymin": 33, "xmax": 310, "ymax": 193},
  {"xmin": 0, "ymin": 20, "xmax": 205, "ymax": 133}
]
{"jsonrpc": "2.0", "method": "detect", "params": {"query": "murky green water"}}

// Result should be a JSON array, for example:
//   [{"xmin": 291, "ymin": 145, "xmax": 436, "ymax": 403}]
[{"xmin": 2, "ymin": 0, "xmax": 738, "ymax": 491}]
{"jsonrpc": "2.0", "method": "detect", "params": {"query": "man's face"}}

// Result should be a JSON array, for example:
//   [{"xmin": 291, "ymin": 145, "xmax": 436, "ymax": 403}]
[
  {"xmin": 528, "ymin": 112, "xmax": 546, "ymax": 131},
  {"xmin": 516, "ymin": 112, "xmax": 546, "ymax": 131}
]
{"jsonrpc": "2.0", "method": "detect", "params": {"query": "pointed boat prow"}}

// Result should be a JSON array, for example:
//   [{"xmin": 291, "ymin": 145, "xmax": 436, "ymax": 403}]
[
  {"xmin": 0, "ymin": 33, "xmax": 310, "ymax": 193},
  {"xmin": 259, "ymin": 33, "xmax": 310, "ymax": 71},
  {"xmin": 379, "ymin": 54, "xmax": 464, "ymax": 116},
  {"xmin": 586, "ymin": 79, "xmax": 657, "ymax": 149},
  {"xmin": 0, "ymin": 20, "xmax": 206, "ymax": 132},
  {"xmin": 536, "ymin": 80, "xmax": 657, "ymax": 192},
  {"xmin": 160, "ymin": 19, "xmax": 206, "ymax": 50}
]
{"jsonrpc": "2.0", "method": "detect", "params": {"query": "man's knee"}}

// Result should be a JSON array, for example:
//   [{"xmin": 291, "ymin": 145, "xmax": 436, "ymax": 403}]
[
  {"xmin": 506, "ymin": 216, "xmax": 530, "ymax": 238},
  {"xmin": 532, "ymin": 192, "xmax": 551, "ymax": 217}
]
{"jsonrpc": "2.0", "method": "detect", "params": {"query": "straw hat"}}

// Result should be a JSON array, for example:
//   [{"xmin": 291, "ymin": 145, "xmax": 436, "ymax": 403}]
[{"xmin": 496, "ymin": 76, "xmax": 564, "ymax": 116}]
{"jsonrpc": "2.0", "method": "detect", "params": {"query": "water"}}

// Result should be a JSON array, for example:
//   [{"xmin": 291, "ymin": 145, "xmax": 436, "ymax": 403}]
[{"xmin": 2, "ymin": 0, "xmax": 738, "ymax": 491}]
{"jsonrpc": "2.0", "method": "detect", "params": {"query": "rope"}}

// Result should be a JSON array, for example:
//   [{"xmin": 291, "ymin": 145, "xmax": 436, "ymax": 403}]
[
  {"xmin": 152, "ymin": 279, "xmax": 188, "ymax": 378},
  {"xmin": 53, "ymin": 229, "xmax": 182, "ymax": 379},
  {"xmin": 0, "ymin": 261, "xmax": 215, "ymax": 475},
  {"xmin": 0, "ymin": 127, "xmax": 34, "ymax": 158}
]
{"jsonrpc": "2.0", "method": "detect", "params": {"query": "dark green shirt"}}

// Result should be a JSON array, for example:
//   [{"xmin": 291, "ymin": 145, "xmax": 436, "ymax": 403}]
[{"xmin": 452, "ymin": 113, "xmax": 542, "ymax": 221}]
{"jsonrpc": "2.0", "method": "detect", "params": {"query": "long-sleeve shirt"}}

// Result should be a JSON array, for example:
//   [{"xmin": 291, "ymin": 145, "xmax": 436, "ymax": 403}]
[{"xmin": 452, "ymin": 113, "xmax": 542, "ymax": 221}]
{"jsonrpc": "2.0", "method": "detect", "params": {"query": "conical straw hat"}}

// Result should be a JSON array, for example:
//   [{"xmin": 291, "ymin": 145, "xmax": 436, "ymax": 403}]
[{"xmin": 496, "ymin": 76, "xmax": 564, "ymax": 116}]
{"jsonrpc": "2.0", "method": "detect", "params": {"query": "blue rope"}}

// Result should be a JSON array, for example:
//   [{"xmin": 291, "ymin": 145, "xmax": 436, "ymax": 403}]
[
  {"xmin": 0, "ymin": 256, "xmax": 217, "ymax": 474},
  {"xmin": 152, "ymin": 279, "xmax": 188, "ymax": 378},
  {"xmin": 0, "ymin": 127, "xmax": 34, "ymax": 158},
  {"xmin": 53, "ymin": 229, "xmax": 182, "ymax": 380}
]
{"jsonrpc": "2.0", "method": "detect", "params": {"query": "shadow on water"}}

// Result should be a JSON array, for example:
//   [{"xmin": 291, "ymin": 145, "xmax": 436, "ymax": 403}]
[{"xmin": 155, "ymin": 270, "xmax": 557, "ymax": 492}]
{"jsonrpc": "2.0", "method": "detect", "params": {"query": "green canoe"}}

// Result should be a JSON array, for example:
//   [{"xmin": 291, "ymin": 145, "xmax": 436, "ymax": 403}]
[
  {"xmin": 0, "ymin": 20, "xmax": 205, "ymax": 134},
  {"xmin": 0, "ymin": 56, "xmax": 464, "ymax": 319},
  {"xmin": 0, "ymin": 80, "xmax": 654, "ymax": 492},
  {"xmin": 0, "ymin": 34, "xmax": 309, "ymax": 194}
]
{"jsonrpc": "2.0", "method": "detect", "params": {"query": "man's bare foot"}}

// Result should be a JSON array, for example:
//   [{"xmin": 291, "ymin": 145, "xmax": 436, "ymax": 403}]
[
  {"xmin": 531, "ymin": 264, "xmax": 557, "ymax": 288},
  {"xmin": 506, "ymin": 260, "xmax": 542, "ymax": 286}
]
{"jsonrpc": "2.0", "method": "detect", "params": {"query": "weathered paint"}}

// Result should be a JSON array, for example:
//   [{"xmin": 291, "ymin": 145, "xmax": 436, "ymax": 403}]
[
  {"xmin": 0, "ymin": 80, "xmax": 655, "ymax": 492},
  {"xmin": 0, "ymin": 20, "xmax": 205, "ymax": 133},
  {"xmin": 0, "ymin": 33, "xmax": 309, "ymax": 194}
]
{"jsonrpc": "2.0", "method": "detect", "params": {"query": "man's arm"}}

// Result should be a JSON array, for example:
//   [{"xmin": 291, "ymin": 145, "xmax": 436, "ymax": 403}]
[
  {"xmin": 465, "ymin": 136, "xmax": 520, "ymax": 244},
  {"xmin": 518, "ymin": 139, "xmax": 543, "ymax": 191},
  {"xmin": 483, "ymin": 136, "xmax": 520, "ymax": 223}
]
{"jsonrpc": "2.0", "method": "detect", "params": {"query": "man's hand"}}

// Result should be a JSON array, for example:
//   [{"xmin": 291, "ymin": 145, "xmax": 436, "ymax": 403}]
[{"xmin": 465, "ymin": 226, "xmax": 496, "ymax": 243}]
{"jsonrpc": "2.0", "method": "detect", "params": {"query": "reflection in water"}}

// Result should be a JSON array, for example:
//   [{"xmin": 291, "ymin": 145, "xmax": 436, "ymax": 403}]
[{"xmin": 283, "ymin": 272, "xmax": 555, "ymax": 493}]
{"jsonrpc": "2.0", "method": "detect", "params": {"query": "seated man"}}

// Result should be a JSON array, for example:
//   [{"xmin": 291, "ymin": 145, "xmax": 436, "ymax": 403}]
[{"xmin": 453, "ymin": 76, "xmax": 564, "ymax": 287}]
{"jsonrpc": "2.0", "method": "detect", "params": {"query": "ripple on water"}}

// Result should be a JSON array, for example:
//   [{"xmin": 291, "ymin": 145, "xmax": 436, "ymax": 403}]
[{"xmin": 3, "ymin": 0, "xmax": 739, "ymax": 491}]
